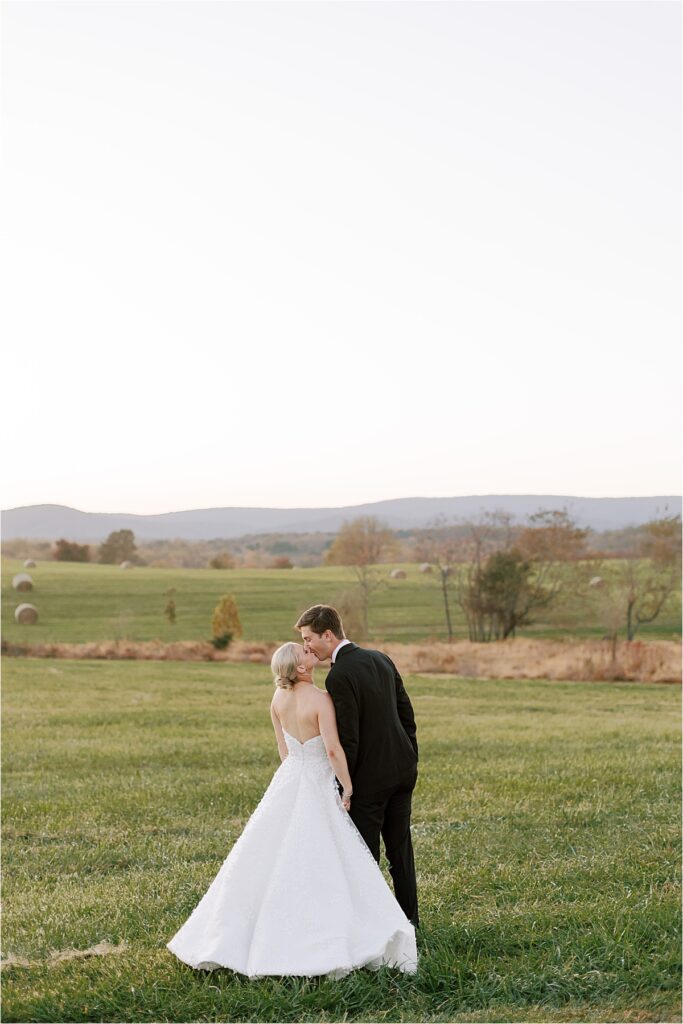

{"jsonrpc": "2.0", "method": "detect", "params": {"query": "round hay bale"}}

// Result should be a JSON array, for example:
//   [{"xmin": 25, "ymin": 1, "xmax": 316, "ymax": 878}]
[
  {"xmin": 15, "ymin": 603, "xmax": 38, "ymax": 624},
  {"xmin": 419, "ymin": 563, "xmax": 432, "ymax": 574},
  {"xmin": 120, "ymin": 561, "xmax": 133, "ymax": 570},
  {"xmin": 390, "ymin": 569, "xmax": 407, "ymax": 579},
  {"xmin": 24, "ymin": 559, "xmax": 36, "ymax": 568},
  {"xmin": 12, "ymin": 573, "xmax": 33, "ymax": 591}
]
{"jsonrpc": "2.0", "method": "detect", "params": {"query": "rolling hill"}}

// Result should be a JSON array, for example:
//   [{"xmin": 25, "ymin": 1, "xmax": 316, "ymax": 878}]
[{"xmin": 2, "ymin": 495, "xmax": 680, "ymax": 541}]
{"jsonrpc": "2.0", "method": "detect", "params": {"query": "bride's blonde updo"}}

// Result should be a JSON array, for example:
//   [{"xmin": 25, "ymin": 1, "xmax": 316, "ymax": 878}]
[{"xmin": 271, "ymin": 642, "xmax": 303, "ymax": 690}]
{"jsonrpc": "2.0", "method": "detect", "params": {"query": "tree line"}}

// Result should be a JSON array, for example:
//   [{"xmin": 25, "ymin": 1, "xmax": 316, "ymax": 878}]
[
  {"xmin": 323, "ymin": 510, "xmax": 681, "ymax": 646},
  {"xmin": 3, "ymin": 517, "xmax": 678, "ymax": 570},
  {"xmin": 4, "ymin": 510, "xmax": 680, "ymax": 646}
]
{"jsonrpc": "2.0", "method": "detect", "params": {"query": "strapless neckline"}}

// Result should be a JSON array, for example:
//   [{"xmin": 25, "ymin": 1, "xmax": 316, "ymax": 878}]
[{"xmin": 283, "ymin": 729, "xmax": 323, "ymax": 747}]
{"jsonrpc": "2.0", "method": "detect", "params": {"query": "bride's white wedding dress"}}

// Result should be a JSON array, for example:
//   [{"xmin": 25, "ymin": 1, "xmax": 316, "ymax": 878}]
[{"xmin": 167, "ymin": 729, "xmax": 418, "ymax": 979}]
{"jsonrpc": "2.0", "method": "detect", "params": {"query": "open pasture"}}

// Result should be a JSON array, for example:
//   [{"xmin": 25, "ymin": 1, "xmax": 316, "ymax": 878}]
[
  {"xmin": 2, "ymin": 658, "xmax": 680, "ymax": 1022},
  {"xmin": 2, "ymin": 558, "xmax": 681, "ymax": 645}
]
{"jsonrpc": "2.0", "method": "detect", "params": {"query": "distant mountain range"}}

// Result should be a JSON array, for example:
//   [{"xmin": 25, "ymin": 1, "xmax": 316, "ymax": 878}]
[{"xmin": 1, "ymin": 496, "xmax": 680, "ymax": 542}]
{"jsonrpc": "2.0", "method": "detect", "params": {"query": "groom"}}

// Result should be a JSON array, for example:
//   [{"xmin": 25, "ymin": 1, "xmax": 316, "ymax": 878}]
[{"xmin": 295, "ymin": 604, "xmax": 419, "ymax": 927}]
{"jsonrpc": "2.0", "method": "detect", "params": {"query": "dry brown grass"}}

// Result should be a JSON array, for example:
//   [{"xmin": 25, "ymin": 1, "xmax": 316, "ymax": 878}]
[
  {"xmin": 0, "ymin": 638, "xmax": 273, "ymax": 664},
  {"xmin": 1, "ymin": 941, "xmax": 128, "ymax": 970},
  {"xmin": 381, "ymin": 638, "xmax": 681, "ymax": 684},
  {"xmin": 2, "ymin": 637, "xmax": 680, "ymax": 683}
]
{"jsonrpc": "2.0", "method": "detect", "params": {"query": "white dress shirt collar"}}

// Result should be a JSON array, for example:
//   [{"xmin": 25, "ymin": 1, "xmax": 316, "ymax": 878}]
[{"xmin": 331, "ymin": 638, "xmax": 352, "ymax": 664}]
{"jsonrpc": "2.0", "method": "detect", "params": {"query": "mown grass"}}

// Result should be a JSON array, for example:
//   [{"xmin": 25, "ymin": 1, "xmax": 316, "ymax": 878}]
[
  {"xmin": 2, "ymin": 558, "xmax": 681, "ymax": 646},
  {"xmin": 2, "ymin": 658, "xmax": 680, "ymax": 1022}
]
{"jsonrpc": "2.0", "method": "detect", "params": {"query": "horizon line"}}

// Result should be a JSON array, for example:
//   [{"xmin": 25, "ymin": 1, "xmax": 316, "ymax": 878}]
[{"xmin": 3, "ymin": 493, "xmax": 681, "ymax": 518}]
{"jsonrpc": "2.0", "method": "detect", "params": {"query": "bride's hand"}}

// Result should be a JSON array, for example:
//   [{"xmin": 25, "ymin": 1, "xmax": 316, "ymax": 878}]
[{"xmin": 342, "ymin": 788, "xmax": 352, "ymax": 812}]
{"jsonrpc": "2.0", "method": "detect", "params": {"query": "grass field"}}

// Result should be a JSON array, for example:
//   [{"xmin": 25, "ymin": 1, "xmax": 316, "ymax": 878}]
[
  {"xmin": 2, "ymin": 558, "xmax": 681, "ymax": 646},
  {"xmin": 2, "ymin": 658, "xmax": 680, "ymax": 1022}
]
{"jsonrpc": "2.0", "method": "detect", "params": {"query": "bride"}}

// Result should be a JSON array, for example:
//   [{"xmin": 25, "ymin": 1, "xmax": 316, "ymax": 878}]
[{"xmin": 166, "ymin": 641, "xmax": 418, "ymax": 978}]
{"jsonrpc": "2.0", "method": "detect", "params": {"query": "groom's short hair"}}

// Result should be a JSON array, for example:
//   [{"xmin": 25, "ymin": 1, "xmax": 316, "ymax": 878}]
[{"xmin": 295, "ymin": 604, "xmax": 345, "ymax": 639}]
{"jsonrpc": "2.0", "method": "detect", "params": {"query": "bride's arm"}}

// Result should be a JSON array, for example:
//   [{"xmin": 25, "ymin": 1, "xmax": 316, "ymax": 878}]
[
  {"xmin": 318, "ymin": 693, "xmax": 353, "ymax": 809},
  {"xmin": 270, "ymin": 701, "xmax": 288, "ymax": 762}
]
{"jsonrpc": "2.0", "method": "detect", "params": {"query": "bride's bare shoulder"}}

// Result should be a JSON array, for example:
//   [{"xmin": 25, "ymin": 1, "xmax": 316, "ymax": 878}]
[{"xmin": 296, "ymin": 685, "xmax": 328, "ymax": 705}]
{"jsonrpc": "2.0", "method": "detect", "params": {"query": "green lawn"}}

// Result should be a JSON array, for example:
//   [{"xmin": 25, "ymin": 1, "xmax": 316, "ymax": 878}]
[
  {"xmin": 2, "ymin": 558, "xmax": 681, "ymax": 645},
  {"xmin": 2, "ymin": 659, "xmax": 680, "ymax": 1022}
]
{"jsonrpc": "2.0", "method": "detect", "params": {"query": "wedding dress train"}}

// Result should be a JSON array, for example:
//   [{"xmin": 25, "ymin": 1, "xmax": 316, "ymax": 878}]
[{"xmin": 166, "ymin": 730, "xmax": 418, "ymax": 978}]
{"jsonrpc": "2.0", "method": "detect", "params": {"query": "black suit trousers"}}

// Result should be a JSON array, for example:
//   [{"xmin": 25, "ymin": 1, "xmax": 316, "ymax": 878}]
[{"xmin": 349, "ymin": 771, "xmax": 419, "ymax": 927}]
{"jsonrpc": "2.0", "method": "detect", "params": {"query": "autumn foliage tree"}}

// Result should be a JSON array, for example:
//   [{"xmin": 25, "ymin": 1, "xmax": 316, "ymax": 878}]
[
  {"xmin": 592, "ymin": 515, "xmax": 681, "ymax": 646},
  {"xmin": 53, "ymin": 539, "xmax": 91, "ymax": 562},
  {"xmin": 516, "ymin": 509, "xmax": 589, "ymax": 564},
  {"xmin": 209, "ymin": 552, "xmax": 235, "ymax": 569},
  {"xmin": 326, "ymin": 516, "xmax": 397, "ymax": 566},
  {"xmin": 639, "ymin": 514, "xmax": 682, "ymax": 569},
  {"xmin": 211, "ymin": 595, "xmax": 243, "ymax": 649},
  {"xmin": 457, "ymin": 509, "xmax": 591, "ymax": 641},
  {"xmin": 325, "ymin": 517, "xmax": 397, "ymax": 640},
  {"xmin": 270, "ymin": 556, "xmax": 294, "ymax": 569},
  {"xmin": 98, "ymin": 529, "xmax": 139, "ymax": 565}
]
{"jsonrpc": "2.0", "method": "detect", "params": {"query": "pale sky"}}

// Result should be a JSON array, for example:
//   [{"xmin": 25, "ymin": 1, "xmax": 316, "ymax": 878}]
[{"xmin": 2, "ymin": 1, "xmax": 681, "ymax": 515}]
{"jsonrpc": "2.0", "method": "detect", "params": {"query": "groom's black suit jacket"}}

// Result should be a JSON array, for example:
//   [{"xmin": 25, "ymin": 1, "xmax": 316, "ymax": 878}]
[{"xmin": 325, "ymin": 643, "xmax": 418, "ymax": 797}]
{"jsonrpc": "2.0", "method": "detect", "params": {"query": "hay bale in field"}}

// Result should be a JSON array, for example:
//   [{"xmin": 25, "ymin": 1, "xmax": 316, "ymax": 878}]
[
  {"xmin": 120, "ymin": 561, "xmax": 133, "ymax": 570},
  {"xmin": 12, "ymin": 573, "xmax": 33, "ymax": 591},
  {"xmin": 419, "ymin": 563, "xmax": 432, "ymax": 574},
  {"xmin": 15, "ymin": 603, "xmax": 38, "ymax": 624},
  {"xmin": 24, "ymin": 559, "xmax": 36, "ymax": 568},
  {"xmin": 390, "ymin": 569, "xmax": 407, "ymax": 579}
]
